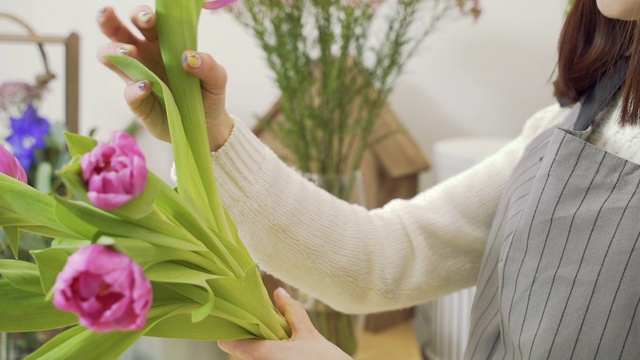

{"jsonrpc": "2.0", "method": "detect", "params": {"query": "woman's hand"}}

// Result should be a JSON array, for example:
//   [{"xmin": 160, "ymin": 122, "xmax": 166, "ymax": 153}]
[
  {"xmin": 96, "ymin": 5, "xmax": 233, "ymax": 151},
  {"xmin": 218, "ymin": 288, "xmax": 352, "ymax": 360}
]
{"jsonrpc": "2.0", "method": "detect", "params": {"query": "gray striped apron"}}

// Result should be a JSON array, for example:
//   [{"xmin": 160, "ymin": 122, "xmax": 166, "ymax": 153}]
[{"xmin": 465, "ymin": 59, "xmax": 640, "ymax": 359}]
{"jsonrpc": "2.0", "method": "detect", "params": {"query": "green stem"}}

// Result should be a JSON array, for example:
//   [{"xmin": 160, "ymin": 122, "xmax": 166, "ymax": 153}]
[{"xmin": 155, "ymin": 0, "xmax": 233, "ymax": 241}]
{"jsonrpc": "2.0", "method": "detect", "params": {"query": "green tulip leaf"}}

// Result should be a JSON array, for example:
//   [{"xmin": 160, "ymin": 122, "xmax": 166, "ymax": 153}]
[
  {"xmin": 0, "ymin": 175, "xmax": 76, "ymax": 238},
  {"xmin": 24, "ymin": 326, "xmax": 140, "ymax": 360},
  {"xmin": 4, "ymin": 225, "xmax": 19, "ymax": 259},
  {"xmin": 151, "ymin": 172, "xmax": 244, "ymax": 276},
  {"xmin": 145, "ymin": 262, "xmax": 223, "ymax": 323},
  {"xmin": 54, "ymin": 197, "xmax": 205, "ymax": 251},
  {"xmin": 51, "ymin": 238, "xmax": 91, "ymax": 249},
  {"xmin": 105, "ymin": 55, "xmax": 218, "ymax": 231},
  {"xmin": 0, "ymin": 280, "xmax": 77, "ymax": 332},
  {"xmin": 0, "ymin": 259, "xmax": 43, "ymax": 293},
  {"xmin": 109, "ymin": 174, "xmax": 161, "ymax": 219},
  {"xmin": 56, "ymin": 157, "xmax": 91, "ymax": 203},
  {"xmin": 31, "ymin": 247, "xmax": 72, "ymax": 296},
  {"xmin": 103, "ymin": 236, "xmax": 231, "ymax": 277},
  {"xmin": 145, "ymin": 312, "xmax": 255, "ymax": 340},
  {"xmin": 209, "ymin": 267, "xmax": 290, "ymax": 340},
  {"xmin": 24, "ymin": 303, "xmax": 196, "ymax": 360},
  {"xmin": 64, "ymin": 131, "xmax": 98, "ymax": 157}
]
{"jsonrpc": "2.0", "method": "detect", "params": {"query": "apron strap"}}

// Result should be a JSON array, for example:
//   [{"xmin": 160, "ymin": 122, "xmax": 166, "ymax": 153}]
[{"xmin": 573, "ymin": 57, "xmax": 629, "ymax": 131}]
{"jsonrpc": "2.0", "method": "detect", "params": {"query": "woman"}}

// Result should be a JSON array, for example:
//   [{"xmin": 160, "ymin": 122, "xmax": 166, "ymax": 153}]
[{"xmin": 97, "ymin": 0, "xmax": 640, "ymax": 358}]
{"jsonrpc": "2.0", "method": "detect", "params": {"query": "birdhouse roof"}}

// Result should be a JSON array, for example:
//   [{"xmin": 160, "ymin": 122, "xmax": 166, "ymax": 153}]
[{"xmin": 253, "ymin": 99, "xmax": 430, "ymax": 178}]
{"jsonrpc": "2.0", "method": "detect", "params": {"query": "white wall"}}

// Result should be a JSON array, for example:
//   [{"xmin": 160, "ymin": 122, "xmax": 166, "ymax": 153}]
[{"xmin": 0, "ymin": 0, "xmax": 567, "ymax": 187}]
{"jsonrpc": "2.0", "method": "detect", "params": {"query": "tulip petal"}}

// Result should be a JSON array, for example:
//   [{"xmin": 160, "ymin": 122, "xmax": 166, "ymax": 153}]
[
  {"xmin": 80, "ymin": 132, "xmax": 147, "ymax": 210},
  {"xmin": 0, "ymin": 145, "xmax": 28, "ymax": 183},
  {"xmin": 202, "ymin": 0, "xmax": 237, "ymax": 10},
  {"xmin": 52, "ymin": 245, "xmax": 152, "ymax": 332}
]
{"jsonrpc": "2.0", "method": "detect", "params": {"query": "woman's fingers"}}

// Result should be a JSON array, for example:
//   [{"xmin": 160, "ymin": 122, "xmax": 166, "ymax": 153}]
[
  {"xmin": 97, "ymin": 4, "xmax": 165, "ymax": 80},
  {"xmin": 129, "ymin": 5, "xmax": 158, "ymax": 41},
  {"xmin": 218, "ymin": 288, "xmax": 350, "ymax": 360},
  {"xmin": 96, "ymin": 42, "xmax": 138, "ymax": 83},
  {"xmin": 218, "ymin": 339, "xmax": 270, "ymax": 360},
  {"xmin": 97, "ymin": 6, "xmax": 139, "ymax": 45},
  {"xmin": 181, "ymin": 51, "xmax": 227, "ymax": 97},
  {"xmin": 218, "ymin": 288, "xmax": 317, "ymax": 358},
  {"xmin": 124, "ymin": 81, "xmax": 169, "ymax": 142},
  {"xmin": 274, "ymin": 287, "xmax": 317, "ymax": 339},
  {"xmin": 124, "ymin": 81, "xmax": 153, "ymax": 117}
]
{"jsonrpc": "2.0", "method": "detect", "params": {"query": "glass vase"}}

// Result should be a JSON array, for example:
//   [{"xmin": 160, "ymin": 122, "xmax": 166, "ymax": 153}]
[{"xmin": 285, "ymin": 171, "xmax": 367, "ymax": 356}]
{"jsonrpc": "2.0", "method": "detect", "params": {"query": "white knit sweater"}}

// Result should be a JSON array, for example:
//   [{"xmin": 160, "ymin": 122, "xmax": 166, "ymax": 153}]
[{"xmin": 205, "ymin": 98, "xmax": 639, "ymax": 315}]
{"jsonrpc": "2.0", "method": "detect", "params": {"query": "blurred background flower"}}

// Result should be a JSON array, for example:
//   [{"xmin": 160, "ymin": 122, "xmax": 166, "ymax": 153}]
[
  {"xmin": 0, "ymin": 82, "xmax": 47, "ymax": 147},
  {"xmin": 7, "ymin": 104, "xmax": 51, "ymax": 173}
]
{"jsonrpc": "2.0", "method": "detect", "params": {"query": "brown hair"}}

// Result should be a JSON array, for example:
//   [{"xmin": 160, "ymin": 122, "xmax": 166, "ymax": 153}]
[{"xmin": 554, "ymin": 0, "xmax": 639, "ymax": 124}]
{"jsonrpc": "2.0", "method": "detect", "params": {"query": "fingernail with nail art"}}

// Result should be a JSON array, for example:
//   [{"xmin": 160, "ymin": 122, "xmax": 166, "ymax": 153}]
[
  {"xmin": 182, "ymin": 51, "xmax": 202, "ymax": 69},
  {"xmin": 97, "ymin": 7, "xmax": 107, "ymax": 20},
  {"xmin": 137, "ymin": 81, "xmax": 147, "ymax": 92},
  {"xmin": 118, "ymin": 45, "xmax": 133, "ymax": 56},
  {"xmin": 138, "ymin": 12, "xmax": 152, "ymax": 24}
]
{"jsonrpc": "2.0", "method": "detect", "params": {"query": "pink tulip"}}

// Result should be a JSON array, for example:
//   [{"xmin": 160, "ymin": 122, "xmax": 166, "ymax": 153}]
[
  {"xmin": 81, "ymin": 131, "xmax": 147, "ymax": 210},
  {"xmin": 0, "ymin": 145, "xmax": 27, "ymax": 183},
  {"xmin": 203, "ymin": 0, "xmax": 238, "ymax": 10},
  {"xmin": 53, "ymin": 244, "xmax": 153, "ymax": 332}
]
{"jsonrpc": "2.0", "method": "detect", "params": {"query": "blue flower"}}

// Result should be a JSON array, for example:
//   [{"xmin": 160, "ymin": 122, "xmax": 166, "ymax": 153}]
[{"xmin": 6, "ymin": 104, "xmax": 51, "ymax": 172}]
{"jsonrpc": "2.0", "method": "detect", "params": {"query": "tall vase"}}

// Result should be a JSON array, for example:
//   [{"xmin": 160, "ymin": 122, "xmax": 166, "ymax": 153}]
[{"xmin": 283, "ymin": 171, "xmax": 367, "ymax": 356}]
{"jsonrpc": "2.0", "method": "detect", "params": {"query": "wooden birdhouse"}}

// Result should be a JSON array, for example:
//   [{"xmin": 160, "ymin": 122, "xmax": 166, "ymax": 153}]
[
  {"xmin": 255, "ymin": 98, "xmax": 430, "ymax": 332},
  {"xmin": 253, "ymin": 99, "xmax": 430, "ymax": 210}
]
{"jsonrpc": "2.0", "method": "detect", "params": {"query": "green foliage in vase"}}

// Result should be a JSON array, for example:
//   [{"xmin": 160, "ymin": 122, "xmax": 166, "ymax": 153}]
[{"xmin": 229, "ymin": 0, "xmax": 480, "ymax": 177}]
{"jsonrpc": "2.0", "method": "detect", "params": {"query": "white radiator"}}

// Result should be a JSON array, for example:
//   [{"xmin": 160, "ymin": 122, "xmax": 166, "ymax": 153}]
[
  {"xmin": 423, "ymin": 287, "xmax": 476, "ymax": 360},
  {"xmin": 418, "ymin": 136, "xmax": 510, "ymax": 360}
]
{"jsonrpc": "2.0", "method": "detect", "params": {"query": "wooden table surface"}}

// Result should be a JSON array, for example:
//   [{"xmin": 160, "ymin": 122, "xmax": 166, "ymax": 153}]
[{"xmin": 354, "ymin": 320, "xmax": 422, "ymax": 360}]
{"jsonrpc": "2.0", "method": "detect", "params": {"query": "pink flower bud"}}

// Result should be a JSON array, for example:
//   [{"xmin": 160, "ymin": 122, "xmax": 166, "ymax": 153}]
[
  {"xmin": 53, "ymin": 245, "xmax": 153, "ymax": 332},
  {"xmin": 203, "ymin": 0, "xmax": 238, "ymax": 10},
  {"xmin": 81, "ymin": 131, "xmax": 147, "ymax": 210},
  {"xmin": 0, "ymin": 145, "xmax": 27, "ymax": 183}
]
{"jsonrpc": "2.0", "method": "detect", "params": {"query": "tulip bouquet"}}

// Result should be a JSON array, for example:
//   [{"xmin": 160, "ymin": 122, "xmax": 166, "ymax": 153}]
[{"xmin": 0, "ymin": 0, "xmax": 291, "ymax": 358}]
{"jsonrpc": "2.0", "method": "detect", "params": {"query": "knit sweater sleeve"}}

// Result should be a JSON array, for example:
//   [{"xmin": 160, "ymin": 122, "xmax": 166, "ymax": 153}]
[{"xmin": 206, "ymin": 104, "xmax": 569, "ymax": 314}]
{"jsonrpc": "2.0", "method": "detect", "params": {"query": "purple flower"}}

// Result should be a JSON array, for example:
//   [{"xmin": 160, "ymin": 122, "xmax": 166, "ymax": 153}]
[
  {"xmin": 203, "ymin": 0, "xmax": 238, "ymax": 10},
  {"xmin": 53, "ymin": 245, "xmax": 153, "ymax": 332},
  {"xmin": 6, "ymin": 104, "xmax": 51, "ymax": 172},
  {"xmin": 0, "ymin": 144, "xmax": 28, "ymax": 183},
  {"xmin": 81, "ymin": 131, "xmax": 148, "ymax": 210}
]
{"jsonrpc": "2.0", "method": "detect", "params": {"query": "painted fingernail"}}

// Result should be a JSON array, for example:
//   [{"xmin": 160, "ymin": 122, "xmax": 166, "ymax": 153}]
[
  {"xmin": 137, "ymin": 11, "xmax": 152, "ymax": 24},
  {"xmin": 182, "ymin": 51, "xmax": 202, "ymax": 69},
  {"xmin": 118, "ymin": 45, "xmax": 134, "ymax": 56},
  {"xmin": 97, "ymin": 7, "xmax": 107, "ymax": 20},
  {"xmin": 137, "ymin": 81, "xmax": 147, "ymax": 92}
]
